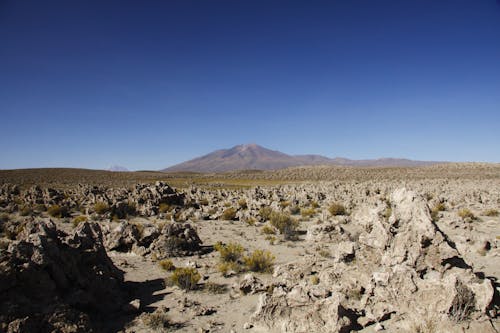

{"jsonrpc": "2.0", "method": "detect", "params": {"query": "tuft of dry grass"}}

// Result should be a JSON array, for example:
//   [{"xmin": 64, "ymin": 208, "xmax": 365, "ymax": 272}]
[
  {"xmin": 244, "ymin": 249, "xmax": 275, "ymax": 273},
  {"xmin": 328, "ymin": 203, "xmax": 346, "ymax": 216}
]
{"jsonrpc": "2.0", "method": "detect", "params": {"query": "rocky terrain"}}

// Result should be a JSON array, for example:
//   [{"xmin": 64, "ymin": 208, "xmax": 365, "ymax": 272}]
[{"xmin": 0, "ymin": 164, "xmax": 499, "ymax": 332}]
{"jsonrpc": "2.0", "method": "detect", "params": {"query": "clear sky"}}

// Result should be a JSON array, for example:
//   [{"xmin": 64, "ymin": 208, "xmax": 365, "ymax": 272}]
[{"xmin": 1, "ymin": 0, "xmax": 499, "ymax": 170}]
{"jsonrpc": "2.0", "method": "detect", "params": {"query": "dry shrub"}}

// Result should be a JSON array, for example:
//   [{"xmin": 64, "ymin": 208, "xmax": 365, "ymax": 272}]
[
  {"xmin": 328, "ymin": 203, "xmax": 346, "ymax": 216},
  {"xmin": 158, "ymin": 259, "xmax": 176, "ymax": 271},
  {"xmin": 47, "ymin": 205, "xmax": 68, "ymax": 218},
  {"xmin": 259, "ymin": 206, "xmax": 273, "ymax": 220},
  {"xmin": 222, "ymin": 207, "xmax": 237, "ymax": 220},
  {"xmin": 94, "ymin": 201, "xmax": 109, "ymax": 214},
  {"xmin": 244, "ymin": 249, "xmax": 275, "ymax": 273},
  {"xmin": 483, "ymin": 209, "xmax": 498, "ymax": 217},
  {"xmin": 214, "ymin": 241, "xmax": 244, "ymax": 263},
  {"xmin": 458, "ymin": 208, "xmax": 475, "ymax": 221},
  {"xmin": 169, "ymin": 267, "xmax": 201, "ymax": 290},
  {"xmin": 269, "ymin": 211, "xmax": 298, "ymax": 240},
  {"xmin": 72, "ymin": 215, "xmax": 87, "ymax": 228}
]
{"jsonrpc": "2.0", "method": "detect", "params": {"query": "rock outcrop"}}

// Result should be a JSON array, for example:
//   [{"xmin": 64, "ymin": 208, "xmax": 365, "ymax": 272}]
[
  {"xmin": 0, "ymin": 220, "xmax": 127, "ymax": 332},
  {"xmin": 251, "ymin": 188, "xmax": 496, "ymax": 332}
]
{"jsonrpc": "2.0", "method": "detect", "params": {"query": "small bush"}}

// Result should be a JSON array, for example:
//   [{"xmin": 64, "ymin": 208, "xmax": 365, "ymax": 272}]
[
  {"xmin": 244, "ymin": 249, "xmax": 275, "ymax": 273},
  {"xmin": 214, "ymin": 241, "xmax": 244, "ymax": 262},
  {"xmin": 47, "ymin": 205, "xmax": 68, "ymax": 218},
  {"xmin": 238, "ymin": 199, "xmax": 248, "ymax": 209},
  {"xmin": 142, "ymin": 312, "xmax": 173, "ymax": 330},
  {"xmin": 261, "ymin": 225, "xmax": 276, "ymax": 235},
  {"xmin": 94, "ymin": 201, "xmax": 109, "ymax": 215},
  {"xmin": 458, "ymin": 208, "xmax": 475, "ymax": 221},
  {"xmin": 222, "ymin": 207, "xmax": 237, "ymax": 220},
  {"xmin": 245, "ymin": 217, "xmax": 256, "ymax": 226},
  {"xmin": 259, "ymin": 206, "xmax": 273, "ymax": 221},
  {"xmin": 328, "ymin": 203, "xmax": 346, "ymax": 216},
  {"xmin": 310, "ymin": 201, "xmax": 320, "ymax": 208},
  {"xmin": 311, "ymin": 275, "xmax": 320, "ymax": 285},
  {"xmin": 300, "ymin": 208, "xmax": 316, "ymax": 218},
  {"xmin": 217, "ymin": 261, "xmax": 241, "ymax": 276},
  {"xmin": 19, "ymin": 205, "xmax": 32, "ymax": 216},
  {"xmin": 270, "ymin": 212, "xmax": 298, "ymax": 239},
  {"xmin": 204, "ymin": 282, "xmax": 227, "ymax": 294},
  {"xmin": 199, "ymin": 198, "xmax": 209, "ymax": 206},
  {"xmin": 159, "ymin": 259, "xmax": 176, "ymax": 271},
  {"xmin": 483, "ymin": 209, "xmax": 498, "ymax": 217},
  {"xmin": 72, "ymin": 215, "xmax": 87, "ymax": 228},
  {"xmin": 170, "ymin": 267, "xmax": 201, "ymax": 290},
  {"xmin": 265, "ymin": 235, "xmax": 277, "ymax": 245},
  {"xmin": 383, "ymin": 207, "xmax": 392, "ymax": 220},
  {"xmin": 159, "ymin": 203, "xmax": 172, "ymax": 213},
  {"xmin": 279, "ymin": 201, "xmax": 290, "ymax": 209}
]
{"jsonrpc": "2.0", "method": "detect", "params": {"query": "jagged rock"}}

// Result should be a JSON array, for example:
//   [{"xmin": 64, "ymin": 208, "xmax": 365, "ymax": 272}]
[
  {"xmin": 238, "ymin": 274, "xmax": 266, "ymax": 295},
  {"xmin": 250, "ymin": 188, "xmax": 496, "ymax": 332},
  {"xmin": 150, "ymin": 222, "xmax": 202, "ymax": 259},
  {"xmin": 0, "ymin": 220, "xmax": 127, "ymax": 332}
]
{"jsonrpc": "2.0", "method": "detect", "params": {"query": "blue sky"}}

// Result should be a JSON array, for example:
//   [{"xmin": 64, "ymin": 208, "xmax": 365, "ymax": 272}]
[{"xmin": 1, "ymin": 0, "xmax": 499, "ymax": 170}]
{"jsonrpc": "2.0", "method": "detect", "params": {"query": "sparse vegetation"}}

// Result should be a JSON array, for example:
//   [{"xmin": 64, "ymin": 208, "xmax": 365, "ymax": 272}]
[
  {"xmin": 214, "ymin": 241, "xmax": 244, "ymax": 263},
  {"xmin": 94, "ymin": 201, "xmax": 109, "ymax": 215},
  {"xmin": 47, "ymin": 204, "xmax": 68, "ymax": 218},
  {"xmin": 269, "ymin": 211, "xmax": 298, "ymax": 240},
  {"xmin": 169, "ymin": 267, "xmax": 201, "ymax": 290},
  {"xmin": 458, "ymin": 208, "xmax": 475, "ymax": 221},
  {"xmin": 19, "ymin": 205, "xmax": 32, "ymax": 216},
  {"xmin": 449, "ymin": 280, "xmax": 475, "ymax": 322},
  {"xmin": 311, "ymin": 275, "xmax": 320, "ymax": 285},
  {"xmin": 259, "ymin": 206, "xmax": 273, "ymax": 221},
  {"xmin": 158, "ymin": 259, "xmax": 176, "ymax": 271},
  {"xmin": 217, "ymin": 261, "xmax": 241, "ymax": 276},
  {"xmin": 261, "ymin": 225, "xmax": 276, "ymax": 235},
  {"xmin": 430, "ymin": 202, "xmax": 446, "ymax": 221},
  {"xmin": 72, "ymin": 215, "xmax": 87, "ymax": 228},
  {"xmin": 222, "ymin": 207, "xmax": 237, "ymax": 220},
  {"xmin": 159, "ymin": 203, "xmax": 172, "ymax": 213},
  {"xmin": 300, "ymin": 207, "xmax": 316, "ymax": 218},
  {"xmin": 204, "ymin": 282, "xmax": 227, "ymax": 294},
  {"xmin": 483, "ymin": 209, "xmax": 498, "ymax": 217},
  {"xmin": 238, "ymin": 199, "xmax": 248, "ymax": 209},
  {"xmin": 328, "ymin": 203, "xmax": 346, "ymax": 216},
  {"xmin": 244, "ymin": 249, "xmax": 275, "ymax": 273},
  {"xmin": 141, "ymin": 312, "xmax": 173, "ymax": 331}
]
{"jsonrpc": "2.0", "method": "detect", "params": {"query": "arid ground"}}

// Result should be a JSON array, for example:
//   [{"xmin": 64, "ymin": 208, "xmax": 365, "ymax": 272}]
[{"xmin": 0, "ymin": 164, "xmax": 499, "ymax": 332}]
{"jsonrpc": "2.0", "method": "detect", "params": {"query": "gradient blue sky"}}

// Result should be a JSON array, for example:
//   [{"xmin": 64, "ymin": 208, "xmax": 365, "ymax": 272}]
[{"xmin": 1, "ymin": 0, "xmax": 499, "ymax": 170}]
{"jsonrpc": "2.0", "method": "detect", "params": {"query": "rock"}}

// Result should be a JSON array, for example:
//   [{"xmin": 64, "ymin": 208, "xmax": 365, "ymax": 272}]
[
  {"xmin": 150, "ymin": 222, "xmax": 202, "ymax": 259},
  {"xmin": 250, "ymin": 188, "xmax": 496, "ymax": 333},
  {"xmin": 243, "ymin": 322, "xmax": 253, "ymax": 329},
  {"xmin": 0, "ymin": 220, "xmax": 127, "ymax": 331},
  {"xmin": 239, "ymin": 274, "xmax": 265, "ymax": 295}
]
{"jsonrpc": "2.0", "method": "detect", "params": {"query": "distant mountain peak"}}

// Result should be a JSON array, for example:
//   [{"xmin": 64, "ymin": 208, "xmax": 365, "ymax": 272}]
[{"xmin": 162, "ymin": 144, "xmax": 442, "ymax": 173}]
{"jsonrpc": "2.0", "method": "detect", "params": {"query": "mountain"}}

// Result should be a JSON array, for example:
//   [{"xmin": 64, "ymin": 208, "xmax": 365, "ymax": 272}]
[
  {"xmin": 162, "ymin": 144, "xmax": 441, "ymax": 173},
  {"xmin": 108, "ymin": 165, "xmax": 129, "ymax": 172}
]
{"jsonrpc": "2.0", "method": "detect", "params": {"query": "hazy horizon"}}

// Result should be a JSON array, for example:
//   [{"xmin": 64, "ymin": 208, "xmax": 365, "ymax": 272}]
[{"xmin": 1, "ymin": 1, "xmax": 499, "ymax": 170}]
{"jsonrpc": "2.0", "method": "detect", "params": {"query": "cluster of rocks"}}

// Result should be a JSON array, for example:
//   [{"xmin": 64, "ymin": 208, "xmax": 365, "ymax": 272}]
[
  {"xmin": 104, "ymin": 221, "xmax": 203, "ymax": 259},
  {"xmin": 0, "ymin": 181, "xmax": 185, "ymax": 218},
  {"xmin": 0, "ymin": 219, "xmax": 128, "ymax": 332},
  {"xmin": 249, "ymin": 189, "xmax": 497, "ymax": 332}
]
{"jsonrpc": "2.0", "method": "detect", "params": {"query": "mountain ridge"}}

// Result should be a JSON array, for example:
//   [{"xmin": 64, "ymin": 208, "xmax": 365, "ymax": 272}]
[{"xmin": 162, "ymin": 144, "xmax": 443, "ymax": 173}]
